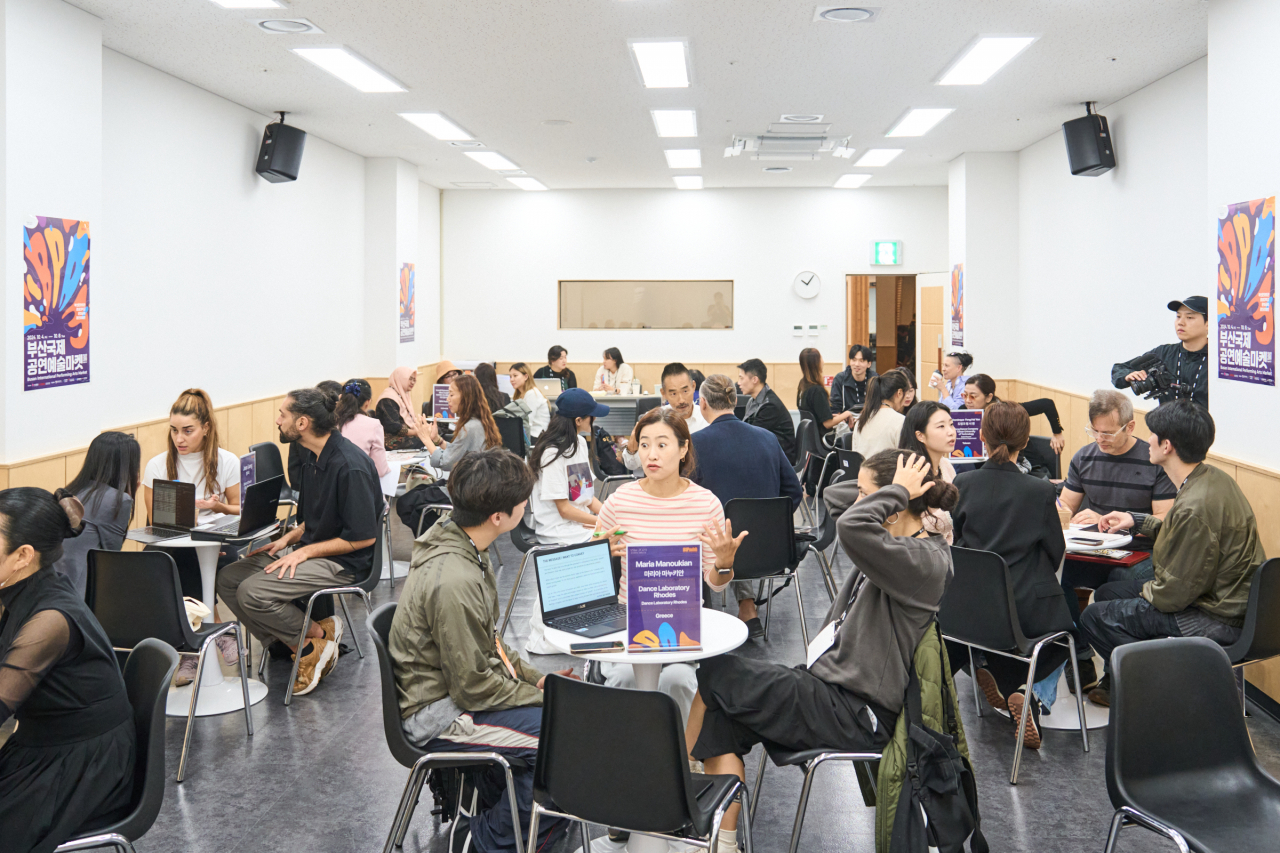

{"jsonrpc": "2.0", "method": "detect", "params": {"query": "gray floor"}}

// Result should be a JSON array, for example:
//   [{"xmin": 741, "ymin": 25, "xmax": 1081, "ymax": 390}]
[{"xmin": 136, "ymin": 534, "xmax": 1280, "ymax": 853}]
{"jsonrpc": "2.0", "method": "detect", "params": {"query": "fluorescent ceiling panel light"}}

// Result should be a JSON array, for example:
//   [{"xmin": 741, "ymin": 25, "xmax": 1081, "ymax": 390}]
[
  {"xmin": 651, "ymin": 109, "xmax": 697, "ymax": 138},
  {"xmin": 673, "ymin": 175, "xmax": 703, "ymax": 190},
  {"xmin": 886, "ymin": 108, "xmax": 954, "ymax": 137},
  {"xmin": 631, "ymin": 41, "xmax": 690, "ymax": 88},
  {"xmin": 291, "ymin": 47, "xmax": 404, "ymax": 93},
  {"xmin": 211, "ymin": 0, "xmax": 281, "ymax": 8},
  {"xmin": 938, "ymin": 36, "xmax": 1037, "ymax": 85},
  {"xmin": 508, "ymin": 177, "xmax": 547, "ymax": 191},
  {"xmin": 664, "ymin": 149, "xmax": 702, "ymax": 168},
  {"xmin": 399, "ymin": 112, "xmax": 472, "ymax": 141},
  {"xmin": 465, "ymin": 151, "xmax": 520, "ymax": 171},
  {"xmin": 854, "ymin": 148, "xmax": 902, "ymax": 167},
  {"xmin": 834, "ymin": 174, "xmax": 871, "ymax": 188}
]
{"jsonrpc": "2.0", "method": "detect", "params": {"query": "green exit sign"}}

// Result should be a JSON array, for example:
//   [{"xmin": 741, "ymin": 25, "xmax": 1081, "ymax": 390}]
[{"xmin": 871, "ymin": 240, "xmax": 902, "ymax": 265}]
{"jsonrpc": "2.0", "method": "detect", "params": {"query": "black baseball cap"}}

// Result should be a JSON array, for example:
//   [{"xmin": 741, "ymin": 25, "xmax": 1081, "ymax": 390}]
[
  {"xmin": 1168, "ymin": 295, "xmax": 1208, "ymax": 319},
  {"xmin": 554, "ymin": 388, "xmax": 611, "ymax": 419}
]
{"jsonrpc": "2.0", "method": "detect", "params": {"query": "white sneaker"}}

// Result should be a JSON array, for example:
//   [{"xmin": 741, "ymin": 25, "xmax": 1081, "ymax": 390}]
[
  {"xmin": 215, "ymin": 633, "xmax": 241, "ymax": 666},
  {"xmin": 173, "ymin": 655, "xmax": 198, "ymax": 686}
]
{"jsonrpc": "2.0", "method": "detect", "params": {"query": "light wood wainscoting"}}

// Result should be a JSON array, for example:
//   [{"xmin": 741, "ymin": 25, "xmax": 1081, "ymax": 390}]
[{"xmin": 507, "ymin": 361, "xmax": 846, "ymax": 403}]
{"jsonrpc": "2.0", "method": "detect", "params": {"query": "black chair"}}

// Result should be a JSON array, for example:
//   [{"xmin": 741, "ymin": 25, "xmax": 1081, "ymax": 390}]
[
  {"xmin": 791, "ymin": 420, "xmax": 820, "ymax": 524},
  {"xmin": 1024, "ymin": 435, "xmax": 1061, "ymax": 480},
  {"xmin": 258, "ymin": 509, "xmax": 387, "ymax": 705},
  {"xmin": 1224, "ymin": 558, "xmax": 1280, "ymax": 714},
  {"xmin": 496, "ymin": 415, "xmax": 527, "ymax": 459},
  {"xmin": 250, "ymin": 441, "xmax": 297, "ymax": 525},
  {"xmin": 726, "ymin": 497, "xmax": 812, "ymax": 646},
  {"xmin": 87, "ymin": 550, "xmax": 253, "ymax": 782},
  {"xmin": 53, "ymin": 639, "xmax": 179, "ymax": 853},
  {"xmin": 528, "ymin": 675, "xmax": 751, "ymax": 853},
  {"xmin": 1104, "ymin": 637, "xmax": 1280, "ymax": 852},
  {"xmin": 499, "ymin": 513, "xmax": 556, "ymax": 638},
  {"xmin": 835, "ymin": 431, "xmax": 854, "ymax": 451},
  {"xmin": 806, "ymin": 452, "xmax": 841, "ymax": 602},
  {"xmin": 833, "ymin": 448, "xmax": 863, "ymax": 484},
  {"xmin": 635, "ymin": 395, "xmax": 663, "ymax": 419},
  {"xmin": 733, "ymin": 394, "xmax": 749, "ymax": 421},
  {"xmin": 367, "ymin": 604, "xmax": 527, "ymax": 853},
  {"xmin": 938, "ymin": 546, "xmax": 1088, "ymax": 784},
  {"xmin": 749, "ymin": 746, "xmax": 881, "ymax": 853}
]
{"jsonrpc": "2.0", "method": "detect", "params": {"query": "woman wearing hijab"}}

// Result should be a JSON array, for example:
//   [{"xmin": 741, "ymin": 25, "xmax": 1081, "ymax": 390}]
[{"xmin": 376, "ymin": 365, "xmax": 464, "ymax": 451}]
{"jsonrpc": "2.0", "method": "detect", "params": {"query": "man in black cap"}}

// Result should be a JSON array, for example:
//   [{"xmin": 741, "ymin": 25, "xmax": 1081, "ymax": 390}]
[{"xmin": 1111, "ymin": 295, "xmax": 1209, "ymax": 408}]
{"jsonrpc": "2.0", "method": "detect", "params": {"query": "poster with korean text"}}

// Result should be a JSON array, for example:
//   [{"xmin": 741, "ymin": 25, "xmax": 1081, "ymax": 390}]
[
  {"xmin": 950, "ymin": 410, "xmax": 984, "ymax": 459},
  {"xmin": 399, "ymin": 262, "xmax": 415, "ymax": 343},
  {"xmin": 1217, "ymin": 197, "xmax": 1275, "ymax": 386},
  {"xmin": 626, "ymin": 543, "xmax": 702, "ymax": 652},
  {"xmin": 24, "ymin": 217, "xmax": 89, "ymax": 391},
  {"xmin": 950, "ymin": 263, "xmax": 964, "ymax": 347}
]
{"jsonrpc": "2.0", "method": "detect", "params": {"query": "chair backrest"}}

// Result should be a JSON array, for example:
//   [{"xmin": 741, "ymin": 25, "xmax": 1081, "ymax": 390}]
[
  {"xmin": 496, "ymin": 416, "xmax": 526, "ymax": 458},
  {"xmin": 812, "ymin": 454, "xmax": 839, "ymax": 550},
  {"xmin": 1023, "ymin": 436, "xmax": 1060, "ymax": 479},
  {"xmin": 1107, "ymin": 638, "xmax": 1261, "ymax": 813},
  {"xmin": 510, "ymin": 511, "xmax": 540, "ymax": 553},
  {"xmin": 834, "ymin": 448, "xmax": 863, "ymax": 483},
  {"xmin": 250, "ymin": 441, "xmax": 287, "ymax": 486},
  {"xmin": 536, "ymin": 675, "xmax": 699, "ymax": 833},
  {"xmin": 355, "ymin": 509, "xmax": 389, "ymax": 592},
  {"xmin": 367, "ymin": 602, "xmax": 424, "ymax": 768},
  {"xmin": 111, "ymin": 638, "xmax": 179, "ymax": 840},
  {"xmin": 88, "ymin": 550, "xmax": 198, "ymax": 651},
  {"xmin": 793, "ymin": 419, "xmax": 818, "ymax": 474},
  {"xmin": 1225, "ymin": 558, "xmax": 1280, "ymax": 664},
  {"xmin": 635, "ymin": 395, "xmax": 663, "ymax": 419},
  {"xmin": 733, "ymin": 394, "xmax": 749, "ymax": 421},
  {"xmin": 725, "ymin": 497, "xmax": 796, "ymax": 579},
  {"xmin": 835, "ymin": 431, "xmax": 853, "ymax": 451},
  {"xmin": 937, "ymin": 546, "xmax": 1028, "ymax": 653}
]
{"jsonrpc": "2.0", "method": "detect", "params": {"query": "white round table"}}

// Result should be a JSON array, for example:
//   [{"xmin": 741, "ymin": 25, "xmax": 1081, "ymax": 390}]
[
  {"xmin": 1064, "ymin": 529, "xmax": 1132, "ymax": 553},
  {"xmin": 543, "ymin": 608, "xmax": 748, "ymax": 853}
]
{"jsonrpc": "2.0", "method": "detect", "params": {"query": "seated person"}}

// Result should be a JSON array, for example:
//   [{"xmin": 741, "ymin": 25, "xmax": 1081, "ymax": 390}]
[
  {"xmin": 960, "ymin": 373, "xmax": 1066, "ymax": 456},
  {"xmin": 686, "ymin": 452, "xmax": 955, "ymax": 853},
  {"xmin": 928, "ymin": 350, "xmax": 972, "ymax": 410},
  {"xmin": 619, "ymin": 362, "xmax": 708, "ymax": 471},
  {"xmin": 375, "ymin": 366, "xmax": 430, "ymax": 450},
  {"xmin": 507, "ymin": 362, "xmax": 551, "ymax": 439},
  {"xmin": 1058, "ymin": 390, "xmax": 1176, "ymax": 687},
  {"xmin": 474, "ymin": 363, "xmax": 511, "ymax": 412},
  {"xmin": 389, "ymin": 449, "xmax": 571, "ymax": 853},
  {"xmin": 1081, "ymin": 401, "xmax": 1265, "ymax": 707},
  {"xmin": 690, "ymin": 374, "xmax": 803, "ymax": 638},
  {"xmin": 335, "ymin": 379, "xmax": 391, "ymax": 479},
  {"xmin": 952, "ymin": 402, "xmax": 1072, "ymax": 749},
  {"xmin": 593, "ymin": 347, "xmax": 634, "ymax": 393},
  {"xmin": 898, "ymin": 400, "xmax": 957, "ymax": 542},
  {"xmin": 888, "ymin": 365, "xmax": 918, "ymax": 410},
  {"xmin": 418, "ymin": 374, "xmax": 503, "ymax": 472},
  {"xmin": 533, "ymin": 345, "xmax": 578, "ymax": 390},
  {"xmin": 420, "ymin": 361, "xmax": 464, "ymax": 421},
  {"xmin": 736, "ymin": 358, "xmax": 796, "ymax": 463},
  {"xmin": 849, "ymin": 371, "xmax": 910, "ymax": 459},
  {"xmin": 797, "ymin": 347, "xmax": 853, "ymax": 436},
  {"xmin": 54, "ymin": 431, "xmax": 140, "ymax": 599},
  {"xmin": 217, "ymin": 389, "xmax": 382, "ymax": 697},
  {"xmin": 594, "ymin": 408, "xmax": 744, "ymax": 724},
  {"xmin": 0, "ymin": 488, "xmax": 136, "ymax": 853},
  {"xmin": 525, "ymin": 390, "xmax": 609, "ymax": 653},
  {"xmin": 830, "ymin": 344, "xmax": 876, "ymax": 414}
]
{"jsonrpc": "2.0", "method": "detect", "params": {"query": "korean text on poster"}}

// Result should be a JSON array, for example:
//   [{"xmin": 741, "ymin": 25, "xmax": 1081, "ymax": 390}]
[
  {"xmin": 1217, "ymin": 197, "xmax": 1275, "ymax": 386},
  {"xmin": 24, "ymin": 217, "xmax": 90, "ymax": 391},
  {"xmin": 626, "ymin": 543, "xmax": 702, "ymax": 652},
  {"xmin": 950, "ymin": 410, "xmax": 984, "ymax": 459}
]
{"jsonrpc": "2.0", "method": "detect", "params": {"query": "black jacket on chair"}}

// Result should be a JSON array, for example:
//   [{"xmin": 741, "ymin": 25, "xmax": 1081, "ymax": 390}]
[
  {"xmin": 744, "ymin": 387, "xmax": 797, "ymax": 465},
  {"xmin": 952, "ymin": 460, "xmax": 1072, "ymax": 638}
]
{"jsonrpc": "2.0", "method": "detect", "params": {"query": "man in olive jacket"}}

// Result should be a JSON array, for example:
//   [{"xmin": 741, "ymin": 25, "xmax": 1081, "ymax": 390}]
[
  {"xmin": 389, "ymin": 449, "xmax": 574, "ymax": 853},
  {"xmin": 1081, "ymin": 401, "xmax": 1265, "ymax": 706}
]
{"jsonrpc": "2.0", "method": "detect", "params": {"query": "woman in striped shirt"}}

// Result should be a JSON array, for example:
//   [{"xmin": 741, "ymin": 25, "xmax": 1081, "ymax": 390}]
[{"xmin": 593, "ymin": 407, "xmax": 745, "ymax": 724}]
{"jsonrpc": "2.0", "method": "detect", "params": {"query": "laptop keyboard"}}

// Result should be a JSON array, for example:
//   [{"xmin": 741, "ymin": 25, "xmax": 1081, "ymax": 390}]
[
  {"xmin": 205, "ymin": 519, "xmax": 243, "ymax": 536},
  {"xmin": 554, "ymin": 603, "xmax": 626, "ymax": 631}
]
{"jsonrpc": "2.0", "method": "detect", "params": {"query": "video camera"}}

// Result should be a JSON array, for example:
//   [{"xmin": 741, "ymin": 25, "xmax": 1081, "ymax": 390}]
[{"xmin": 1127, "ymin": 354, "xmax": 1190, "ymax": 402}]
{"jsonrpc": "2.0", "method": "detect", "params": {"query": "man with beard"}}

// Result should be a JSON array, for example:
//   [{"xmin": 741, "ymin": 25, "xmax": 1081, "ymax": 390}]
[{"xmin": 217, "ymin": 388, "xmax": 382, "ymax": 696}]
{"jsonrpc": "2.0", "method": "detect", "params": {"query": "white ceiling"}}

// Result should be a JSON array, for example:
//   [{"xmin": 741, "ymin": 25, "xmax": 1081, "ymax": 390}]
[{"xmin": 69, "ymin": 0, "xmax": 1208, "ymax": 189}]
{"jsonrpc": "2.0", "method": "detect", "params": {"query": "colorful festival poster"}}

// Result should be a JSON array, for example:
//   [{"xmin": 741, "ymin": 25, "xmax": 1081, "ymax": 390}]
[
  {"xmin": 399, "ymin": 262, "xmax": 415, "ymax": 343},
  {"xmin": 1217, "ymin": 197, "xmax": 1275, "ymax": 386},
  {"xmin": 432, "ymin": 384, "xmax": 456, "ymax": 422},
  {"xmin": 950, "ymin": 410, "xmax": 984, "ymax": 459},
  {"xmin": 24, "ymin": 217, "xmax": 90, "ymax": 391},
  {"xmin": 950, "ymin": 263, "xmax": 964, "ymax": 347},
  {"xmin": 626, "ymin": 543, "xmax": 702, "ymax": 652}
]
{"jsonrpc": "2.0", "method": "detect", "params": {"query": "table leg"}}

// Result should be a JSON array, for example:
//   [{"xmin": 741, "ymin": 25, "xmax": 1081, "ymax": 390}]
[{"xmin": 631, "ymin": 662, "xmax": 661, "ymax": 692}]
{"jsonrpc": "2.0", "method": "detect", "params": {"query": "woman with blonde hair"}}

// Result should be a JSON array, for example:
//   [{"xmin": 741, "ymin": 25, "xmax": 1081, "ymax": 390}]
[{"xmin": 507, "ymin": 361, "xmax": 550, "ymax": 438}]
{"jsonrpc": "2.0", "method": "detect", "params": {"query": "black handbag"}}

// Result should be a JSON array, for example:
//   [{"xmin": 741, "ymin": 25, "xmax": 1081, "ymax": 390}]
[{"xmin": 890, "ymin": 622, "xmax": 989, "ymax": 853}]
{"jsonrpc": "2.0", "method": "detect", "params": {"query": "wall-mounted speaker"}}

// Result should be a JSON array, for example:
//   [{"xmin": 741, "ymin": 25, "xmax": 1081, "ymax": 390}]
[
  {"xmin": 256, "ymin": 113, "xmax": 306, "ymax": 183},
  {"xmin": 1062, "ymin": 104, "xmax": 1115, "ymax": 177}
]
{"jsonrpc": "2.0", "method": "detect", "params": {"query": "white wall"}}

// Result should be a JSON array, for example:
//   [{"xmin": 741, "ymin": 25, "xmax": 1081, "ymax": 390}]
[
  {"xmin": 417, "ymin": 183, "xmax": 442, "ymax": 363},
  {"xmin": 441, "ymin": 187, "xmax": 948, "ymax": 365},
  {"xmin": 1017, "ymin": 58, "xmax": 1208, "ymax": 405}
]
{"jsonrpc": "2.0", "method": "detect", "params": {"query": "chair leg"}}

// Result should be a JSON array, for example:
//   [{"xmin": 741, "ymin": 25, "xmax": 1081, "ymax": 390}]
[
  {"xmin": 256, "ymin": 639, "xmax": 269, "ymax": 681},
  {"xmin": 738, "ymin": 787, "xmax": 754, "ymax": 853},
  {"xmin": 178, "ymin": 644, "xmax": 211, "ymax": 782},
  {"xmin": 234, "ymin": 625, "xmax": 254, "ymax": 737},
  {"xmin": 383, "ymin": 512, "xmax": 396, "ymax": 586},
  {"xmin": 968, "ymin": 646, "xmax": 982, "ymax": 717},
  {"xmin": 526, "ymin": 804, "xmax": 542, "ymax": 853},
  {"xmin": 1237, "ymin": 667, "xmax": 1250, "ymax": 717},
  {"xmin": 1065, "ymin": 635, "xmax": 1089, "ymax": 753},
  {"xmin": 787, "ymin": 760, "xmax": 819, "ymax": 853},
  {"xmin": 499, "ymin": 760, "xmax": 526, "ymax": 853},
  {"xmin": 793, "ymin": 568, "xmax": 810, "ymax": 649},
  {"xmin": 385, "ymin": 761, "xmax": 429, "ymax": 853},
  {"xmin": 1103, "ymin": 809, "xmax": 1126, "ymax": 853},
  {"xmin": 338, "ymin": 595, "xmax": 363, "ymax": 658},
  {"xmin": 750, "ymin": 748, "xmax": 767, "ymax": 826},
  {"xmin": 578, "ymin": 821, "xmax": 591, "ymax": 853},
  {"xmin": 762, "ymin": 579, "xmax": 774, "ymax": 640},
  {"xmin": 500, "ymin": 552, "xmax": 532, "ymax": 637},
  {"xmin": 1010, "ymin": 645, "xmax": 1044, "ymax": 785},
  {"xmin": 814, "ymin": 550, "xmax": 836, "ymax": 602},
  {"xmin": 284, "ymin": 595, "xmax": 322, "ymax": 706}
]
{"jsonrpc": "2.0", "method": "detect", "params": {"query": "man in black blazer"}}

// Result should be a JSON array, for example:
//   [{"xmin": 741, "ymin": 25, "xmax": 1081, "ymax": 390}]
[{"xmin": 736, "ymin": 358, "xmax": 797, "ymax": 464}]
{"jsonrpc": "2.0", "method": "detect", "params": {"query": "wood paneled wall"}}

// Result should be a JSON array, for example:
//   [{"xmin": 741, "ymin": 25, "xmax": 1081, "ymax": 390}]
[
  {"xmin": 919, "ymin": 285, "xmax": 945, "ymax": 377},
  {"xmin": 501, "ymin": 361, "xmax": 845, "ymax": 403}
]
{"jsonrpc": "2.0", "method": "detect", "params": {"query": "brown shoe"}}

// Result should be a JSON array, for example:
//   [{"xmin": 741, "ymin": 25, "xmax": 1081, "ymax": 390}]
[
  {"xmin": 1008, "ymin": 691, "xmax": 1041, "ymax": 750},
  {"xmin": 292, "ymin": 636, "xmax": 336, "ymax": 696},
  {"xmin": 975, "ymin": 668, "xmax": 1008, "ymax": 711},
  {"xmin": 318, "ymin": 616, "xmax": 343, "ymax": 677}
]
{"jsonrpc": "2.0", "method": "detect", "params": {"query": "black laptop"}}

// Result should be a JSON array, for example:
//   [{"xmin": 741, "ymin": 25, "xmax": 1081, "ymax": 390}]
[
  {"xmin": 190, "ymin": 475, "xmax": 283, "ymax": 542},
  {"xmin": 535, "ymin": 539, "xmax": 627, "ymax": 637},
  {"xmin": 135, "ymin": 480, "xmax": 198, "ymax": 542}
]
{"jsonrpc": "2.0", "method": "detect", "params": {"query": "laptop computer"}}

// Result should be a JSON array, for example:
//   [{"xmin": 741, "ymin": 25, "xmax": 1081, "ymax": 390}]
[
  {"xmin": 535, "ymin": 539, "xmax": 627, "ymax": 637},
  {"xmin": 534, "ymin": 377, "xmax": 564, "ymax": 398},
  {"xmin": 135, "ymin": 480, "xmax": 198, "ymax": 542},
  {"xmin": 190, "ymin": 475, "xmax": 283, "ymax": 542}
]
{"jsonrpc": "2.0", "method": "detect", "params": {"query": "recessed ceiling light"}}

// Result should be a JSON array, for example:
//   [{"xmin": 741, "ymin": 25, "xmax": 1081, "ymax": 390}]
[
  {"xmin": 854, "ymin": 149, "xmax": 902, "ymax": 167},
  {"xmin": 448, "ymin": 141, "xmax": 484, "ymax": 147},
  {"xmin": 673, "ymin": 175, "xmax": 703, "ymax": 190},
  {"xmin": 452, "ymin": 182, "xmax": 496, "ymax": 189},
  {"xmin": 630, "ymin": 41, "xmax": 690, "ymax": 88},
  {"xmin": 780, "ymin": 114, "xmax": 824, "ymax": 123},
  {"xmin": 541, "ymin": 119, "xmax": 572, "ymax": 126},
  {"xmin": 651, "ymin": 109, "xmax": 697, "ymax": 137},
  {"xmin": 466, "ymin": 151, "xmax": 520, "ymax": 171},
  {"xmin": 834, "ymin": 174, "xmax": 872, "ymax": 188},
  {"xmin": 939, "ymin": 36, "xmax": 1038, "ymax": 85},
  {"xmin": 664, "ymin": 149, "xmax": 702, "ymax": 168},
  {"xmin": 763, "ymin": 166, "xmax": 792, "ymax": 173},
  {"xmin": 813, "ymin": 6, "xmax": 881, "ymax": 23},
  {"xmin": 496, "ymin": 169, "xmax": 527, "ymax": 176},
  {"xmin": 508, "ymin": 177, "xmax": 548, "ymax": 191},
  {"xmin": 886, "ymin": 108, "xmax": 954, "ymax": 137},
  {"xmin": 399, "ymin": 112, "xmax": 472, "ymax": 141},
  {"xmin": 256, "ymin": 18, "xmax": 323, "ymax": 34},
  {"xmin": 211, "ymin": 0, "xmax": 281, "ymax": 8},
  {"xmin": 290, "ymin": 47, "xmax": 404, "ymax": 93}
]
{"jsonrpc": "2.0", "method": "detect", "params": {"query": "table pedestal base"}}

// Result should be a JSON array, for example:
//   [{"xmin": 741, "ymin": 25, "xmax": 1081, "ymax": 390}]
[
  {"xmin": 166, "ymin": 675, "xmax": 268, "ymax": 717},
  {"xmin": 990, "ymin": 664, "xmax": 1109, "ymax": 731}
]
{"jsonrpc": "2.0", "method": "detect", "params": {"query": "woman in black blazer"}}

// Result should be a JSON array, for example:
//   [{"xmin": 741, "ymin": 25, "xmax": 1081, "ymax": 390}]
[{"xmin": 952, "ymin": 401, "xmax": 1071, "ymax": 749}]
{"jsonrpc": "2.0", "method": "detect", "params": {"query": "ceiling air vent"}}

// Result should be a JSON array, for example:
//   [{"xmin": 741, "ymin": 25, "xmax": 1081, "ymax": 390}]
[{"xmin": 813, "ymin": 7, "xmax": 882, "ymax": 23}]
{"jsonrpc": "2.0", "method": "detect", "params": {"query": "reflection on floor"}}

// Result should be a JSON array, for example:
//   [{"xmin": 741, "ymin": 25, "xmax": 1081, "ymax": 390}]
[{"xmin": 140, "ymin": 536, "xmax": 1280, "ymax": 853}]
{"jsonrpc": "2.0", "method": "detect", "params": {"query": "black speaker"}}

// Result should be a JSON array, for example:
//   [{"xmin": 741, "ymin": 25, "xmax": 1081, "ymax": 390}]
[
  {"xmin": 256, "ymin": 120, "xmax": 306, "ymax": 183},
  {"xmin": 1062, "ymin": 112, "xmax": 1114, "ymax": 177}
]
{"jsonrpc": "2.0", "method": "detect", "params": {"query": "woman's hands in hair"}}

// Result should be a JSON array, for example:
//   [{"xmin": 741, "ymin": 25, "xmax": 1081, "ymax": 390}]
[
  {"xmin": 700, "ymin": 518, "xmax": 748, "ymax": 570},
  {"xmin": 891, "ymin": 454, "xmax": 935, "ymax": 500},
  {"xmin": 1050, "ymin": 432, "xmax": 1065, "ymax": 455}
]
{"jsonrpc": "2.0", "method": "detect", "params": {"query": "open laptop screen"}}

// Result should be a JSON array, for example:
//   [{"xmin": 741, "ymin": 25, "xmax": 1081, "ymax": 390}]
[
  {"xmin": 535, "ymin": 540, "xmax": 617, "ymax": 616},
  {"xmin": 152, "ymin": 480, "xmax": 196, "ymax": 528}
]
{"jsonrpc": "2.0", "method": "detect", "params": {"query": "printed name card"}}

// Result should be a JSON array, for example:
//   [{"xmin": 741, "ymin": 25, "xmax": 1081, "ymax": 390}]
[
  {"xmin": 626, "ymin": 543, "xmax": 702, "ymax": 652},
  {"xmin": 950, "ymin": 410, "xmax": 985, "ymax": 459}
]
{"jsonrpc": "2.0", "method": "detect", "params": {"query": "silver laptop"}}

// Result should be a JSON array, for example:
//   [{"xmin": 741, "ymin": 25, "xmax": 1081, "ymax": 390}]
[{"xmin": 534, "ymin": 377, "xmax": 565, "ymax": 398}]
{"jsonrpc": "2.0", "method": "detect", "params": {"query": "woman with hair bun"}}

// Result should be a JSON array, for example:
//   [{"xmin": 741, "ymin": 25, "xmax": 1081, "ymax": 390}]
[
  {"xmin": 951, "ymin": 401, "xmax": 1072, "ymax": 750},
  {"xmin": 0, "ymin": 487, "xmax": 137, "ymax": 853},
  {"xmin": 335, "ymin": 378, "xmax": 390, "ymax": 479}
]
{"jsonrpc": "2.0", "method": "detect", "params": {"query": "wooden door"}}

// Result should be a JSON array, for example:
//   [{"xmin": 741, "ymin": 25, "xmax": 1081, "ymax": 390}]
[{"xmin": 846, "ymin": 275, "xmax": 870, "ymax": 351}]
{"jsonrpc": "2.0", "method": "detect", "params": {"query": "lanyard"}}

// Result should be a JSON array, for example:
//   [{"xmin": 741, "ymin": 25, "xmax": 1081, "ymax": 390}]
[
  {"xmin": 1175, "ymin": 349, "xmax": 1203, "ymax": 397},
  {"xmin": 495, "ymin": 633, "xmax": 518, "ymax": 679}
]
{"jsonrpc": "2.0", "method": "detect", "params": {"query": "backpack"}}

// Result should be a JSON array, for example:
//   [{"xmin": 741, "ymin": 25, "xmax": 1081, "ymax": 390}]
[{"xmin": 592, "ymin": 425, "xmax": 628, "ymax": 477}]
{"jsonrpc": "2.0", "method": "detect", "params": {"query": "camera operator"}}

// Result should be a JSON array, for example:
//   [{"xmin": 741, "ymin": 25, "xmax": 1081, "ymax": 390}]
[{"xmin": 1111, "ymin": 295, "xmax": 1209, "ymax": 408}]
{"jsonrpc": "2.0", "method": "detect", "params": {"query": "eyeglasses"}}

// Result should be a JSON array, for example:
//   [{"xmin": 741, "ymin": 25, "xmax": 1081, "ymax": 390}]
[{"xmin": 1084, "ymin": 426, "xmax": 1129, "ymax": 440}]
